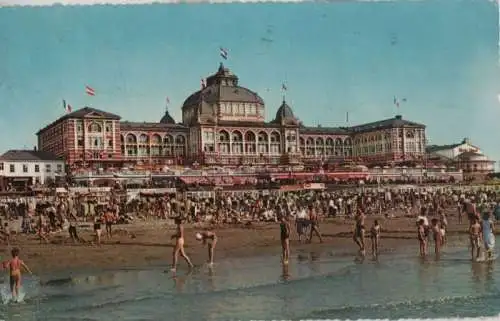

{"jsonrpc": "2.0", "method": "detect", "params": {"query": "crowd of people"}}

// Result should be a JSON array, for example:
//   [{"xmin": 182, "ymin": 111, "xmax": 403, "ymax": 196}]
[{"xmin": 0, "ymin": 183, "xmax": 499, "ymax": 294}]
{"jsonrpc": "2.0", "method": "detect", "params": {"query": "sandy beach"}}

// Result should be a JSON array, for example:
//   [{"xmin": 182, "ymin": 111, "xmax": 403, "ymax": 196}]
[{"xmin": 2, "ymin": 211, "xmax": 470, "ymax": 278}]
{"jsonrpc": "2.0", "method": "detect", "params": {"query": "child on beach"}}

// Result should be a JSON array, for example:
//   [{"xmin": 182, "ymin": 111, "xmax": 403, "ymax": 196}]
[
  {"xmin": 171, "ymin": 217, "xmax": 194, "ymax": 272},
  {"xmin": 280, "ymin": 215, "xmax": 291, "ymax": 264},
  {"xmin": 2, "ymin": 248, "xmax": 32, "ymax": 300},
  {"xmin": 431, "ymin": 218, "xmax": 442, "ymax": 256},
  {"xmin": 370, "ymin": 220, "xmax": 381, "ymax": 258},
  {"xmin": 196, "ymin": 228, "xmax": 217, "ymax": 266},
  {"xmin": 417, "ymin": 219, "xmax": 427, "ymax": 257},
  {"xmin": 469, "ymin": 216, "xmax": 482, "ymax": 261}
]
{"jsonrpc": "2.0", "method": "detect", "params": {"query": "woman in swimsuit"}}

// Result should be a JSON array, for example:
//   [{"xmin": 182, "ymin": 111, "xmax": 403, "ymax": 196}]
[
  {"xmin": 280, "ymin": 215, "xmax": 291, "ymax": 264},
  {"xmin": 171, "ymin": 218, "xmax": 194, "ymax": 272},
  {"xmin": 198, "ymin": 229, "xmax": 217, "ymax": 265},
  {"xmin": 93, "ymin": 213, "xmax": 103, "ymax": 246},
  {"xmin": 2, "ymin": 247, "xmax": 32, "ymax": 300},
  {"xmin": 353, "ymin": 210, "xmax": 365, "ymax": 256}
]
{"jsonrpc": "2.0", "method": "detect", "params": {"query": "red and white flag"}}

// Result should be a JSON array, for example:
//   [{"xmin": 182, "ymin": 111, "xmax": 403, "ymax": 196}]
[{"xmin": 85, "ymin": 85, "xmax": 96, "ymax": 96}]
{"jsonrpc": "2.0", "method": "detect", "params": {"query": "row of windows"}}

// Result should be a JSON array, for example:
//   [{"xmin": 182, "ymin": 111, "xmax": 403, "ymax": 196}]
[{"xmin": 0, "ymin": 163, "xmax": 63, "ymax": 173}]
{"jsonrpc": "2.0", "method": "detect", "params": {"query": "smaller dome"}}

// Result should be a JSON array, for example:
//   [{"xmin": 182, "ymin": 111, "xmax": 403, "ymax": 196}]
[
  {"xmin": 160, "ymin": 109, "xmax": 175, "ymax": 124},
  {"xmin": 273, "ymin": 100, "xmax": 296, "ymax": 124}
]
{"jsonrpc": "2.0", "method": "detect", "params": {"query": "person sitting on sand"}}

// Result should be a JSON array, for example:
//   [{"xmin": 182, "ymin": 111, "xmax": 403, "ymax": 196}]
[
  {"xmin": 2, "ymin": 247, "xmax": 32, "ymax": 300},
  {"xmin": 196, "ymin": 228, "xmax": 217, "ymax": 265},
  {"xmin": 417, "ymin": 219, "xmax": 427, "ymax": 257},
  {"xmin": 353, "ymin": 209, "xmax": 365, "ymax": 256},
  {"xmin": 171, "ymin": 217, "xmax": 194, "ymax": 272},
  {"xmin": 280, "ymin": 215, "xmax": 290, "ymax": 264},
  {"xmin": 469, "ymin": 216, "xmax": 482, "ymax": 261},
  {"xmin": 370, "ymin": 219, "xmax": 380, "ymax": 258}
]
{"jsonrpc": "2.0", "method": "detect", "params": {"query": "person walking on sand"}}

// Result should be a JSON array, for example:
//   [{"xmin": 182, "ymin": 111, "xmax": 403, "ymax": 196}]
[
  {"xmin": 171, "ymin": 217, "xmax": 194, "ymax": 272},
  {"xmin": 196, "ymin": 228, "xmax": 217, "ymax": 266},
  {"xmin": 279, "ymin": 215, "xmax": 291, "ymax": 264},
  {"xmin": 2, "ymin": 247, "xmax": 32, "ymax": 301}
]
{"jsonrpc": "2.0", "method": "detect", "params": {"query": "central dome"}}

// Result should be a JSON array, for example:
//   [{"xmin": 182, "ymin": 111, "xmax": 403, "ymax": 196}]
[{"xmin": 182, "ymin": 63, "xmax": 264, "ymax": 108}]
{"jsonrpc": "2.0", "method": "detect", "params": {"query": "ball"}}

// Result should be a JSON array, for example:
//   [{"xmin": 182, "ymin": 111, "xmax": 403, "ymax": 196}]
[{"xmin": 195, "ymin": 232, "xmax": 203, "ymax": 241}]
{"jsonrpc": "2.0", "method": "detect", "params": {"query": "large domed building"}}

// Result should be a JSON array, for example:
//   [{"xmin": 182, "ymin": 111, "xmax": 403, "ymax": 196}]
[{"xmin": 36, "ymin": 63, "xmax": 428, "ymax": 170}]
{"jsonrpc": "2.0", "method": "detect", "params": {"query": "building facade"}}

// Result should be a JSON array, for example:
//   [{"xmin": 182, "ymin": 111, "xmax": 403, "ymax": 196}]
[
  {"xmin": 36, "ymin": 63, "xmax": 427, "ymax": 171},
  {"xmin": 0, "ymin": 150, "xmax": 66, "ymax": 190},
  {"xmin": 426, "ymin": 138, "xmax": 495, "ymax": 179}
]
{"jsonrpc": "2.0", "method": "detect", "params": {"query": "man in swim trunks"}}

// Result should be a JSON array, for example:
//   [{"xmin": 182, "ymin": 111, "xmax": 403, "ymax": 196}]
[
  {"xmin": 469, "ymin": 216, "xmax": 482, "ymax": 261},
  {"xmin": 307, "ymin": 204, "xmax": 323, "ymax": 243},
  {"xmin": 2, "ymin": 248, "xmax": 32, "ymax": 300}
]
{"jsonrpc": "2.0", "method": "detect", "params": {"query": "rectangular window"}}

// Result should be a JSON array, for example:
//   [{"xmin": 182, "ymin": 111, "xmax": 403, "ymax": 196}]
[
  {"xmin": 45, "ymin": 164, "xmax": 51, "ymax": 173},
  {"xmin": 78, "ymin": 139, "xmax": 84, "ymax": 147},
  {"xmin": 0, "ymin": 163, "xmax": 3, "ymax": 171},
  {"xmin": 35, "ymin": 165, "xmax": 39, "ymax": 173},
  {"xmin": 57, "ymin": 164, "xmax": 63, "ymax": 172},
  {"xmin": 22, "ymin": 164, "xmax": 28, "ymax": 173},
  {"xmin": 9, "ymin": 164, "xmax": 14, "ymax": 173}
]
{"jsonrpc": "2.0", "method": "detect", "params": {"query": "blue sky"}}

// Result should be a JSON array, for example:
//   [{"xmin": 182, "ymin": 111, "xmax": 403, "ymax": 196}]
[{"xmin": 0, "ymin": 1, "xmax": 499, "ymax": 161}]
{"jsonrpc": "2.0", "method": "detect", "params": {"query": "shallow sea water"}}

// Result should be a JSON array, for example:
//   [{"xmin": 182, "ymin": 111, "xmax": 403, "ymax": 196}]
[{"xmin": 1, "ymin": 243, "xmax": 500, "ymax": 321}]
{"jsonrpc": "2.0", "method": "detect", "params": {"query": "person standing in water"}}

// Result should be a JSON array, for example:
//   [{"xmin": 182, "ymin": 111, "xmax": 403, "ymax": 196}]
[
  {"xmin": 370, "ymin": 219, "xmax": 381, "ymax": 258},
  {"xmin": 417, "ymin": 219, "xmax": 427, "ymax": 257},
  {"xmin": 171, "ymin": 217, "xmax": 194, "ymax": 272},
  {"xmin": 2, "ymin": 248, "xmax": 32, "ymax": 300},
  {"xmin": 280, "ymin": 215, "xmax": 291, "ymax": 264},
  {"xmin": 482, "ymin": 212, "xmax": 495, "ymax": 261},
  {"xmin": 353, "ymin": 209, "xmax": 366, "ymax": 256},
  {"xmin": 431, "ymin": 218, "xmax": 442, "ymax": 257},
  {"xmin": 469, "ymin": 216, "xmax": 482, "ymax": 261},
  {"xmin": 196, "ymin": 228, "xmax": 217, "ymax": 266}
]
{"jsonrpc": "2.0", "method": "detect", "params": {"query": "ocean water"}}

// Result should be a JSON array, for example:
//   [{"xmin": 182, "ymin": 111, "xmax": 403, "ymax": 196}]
[{"xmin": 1, "ymin": 244, "xmax": 500, "ymax": 321}]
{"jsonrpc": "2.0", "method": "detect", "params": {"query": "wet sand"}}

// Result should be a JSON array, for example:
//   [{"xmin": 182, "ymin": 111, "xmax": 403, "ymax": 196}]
[{"xmin": 1, "ymin": 212, "xmax": 470, "ymax": 278}]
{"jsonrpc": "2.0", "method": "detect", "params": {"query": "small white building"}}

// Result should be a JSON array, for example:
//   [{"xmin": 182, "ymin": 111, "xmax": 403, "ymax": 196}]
[
  {"xmin": 426, "ymin": 138, "xmax": 495, "ymax": 180},
  {"xmin": 0, "ymin": 149, "xmax": 66, "ymax": 191},
  {"xmin": 426, "ymin": 138, "xmax": 483, "ymax": 159}
]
